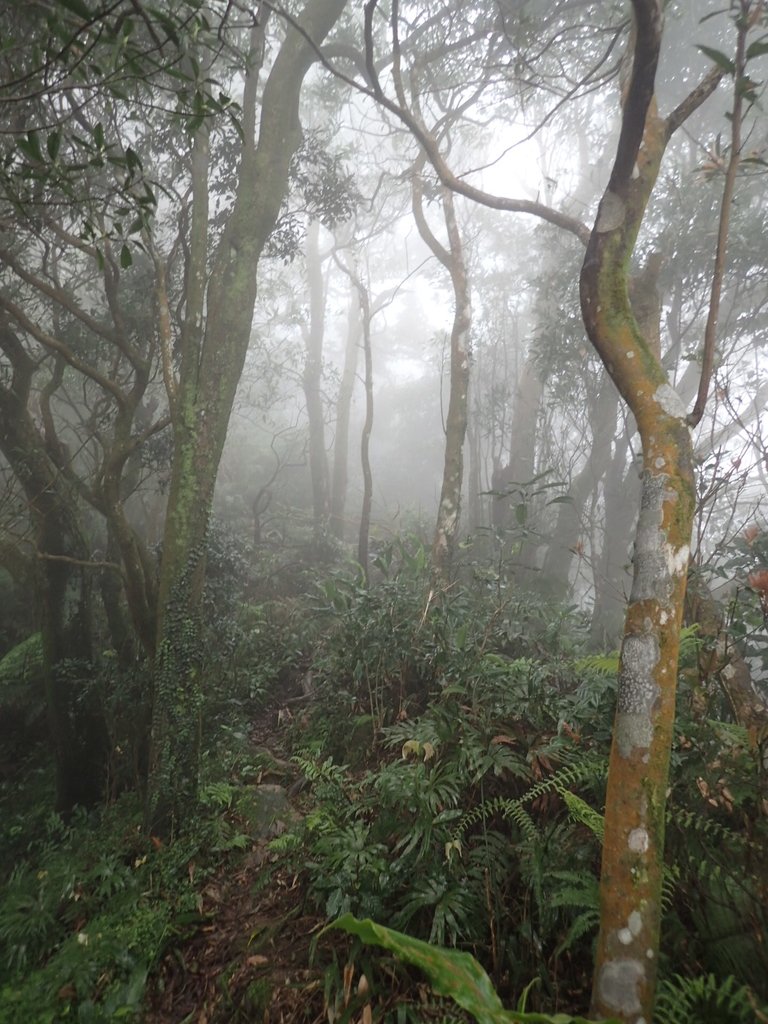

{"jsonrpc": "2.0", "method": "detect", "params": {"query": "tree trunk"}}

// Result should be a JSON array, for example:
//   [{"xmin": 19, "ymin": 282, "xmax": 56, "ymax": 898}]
[
  {"xmin": 330, "ymin": 262, "xmax": 362, "ymax": 541},
  {"xmin": 147, "ymin": 0, "xmax": 347, "ymax": 836},
  {"xmin": 590, "ymin": 437, "xmax": 639, "ymax": 650},
  {"xmin": 411, "ymin": 170, "xmax": 471, "ymax": 578},
  {"xmin": 541, "ymin": 392, "xmax": 615, "ymax": 605},
  {"xmin": 580, "ymin": 4, "xmax": 722, "ymax": 1018},
  {"xmin": 357, "ymin": 279, "xmax": 374, "ymax": 580},
  {"xmin": 302, "ymin": 220, "xmax": 331, "ymax": 550}
]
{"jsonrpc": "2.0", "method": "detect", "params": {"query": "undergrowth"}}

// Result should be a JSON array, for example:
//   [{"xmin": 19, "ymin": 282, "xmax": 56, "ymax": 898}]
[{"xmin": 1, "ymin": 536, "xmax": 767, "ymax": 1021}]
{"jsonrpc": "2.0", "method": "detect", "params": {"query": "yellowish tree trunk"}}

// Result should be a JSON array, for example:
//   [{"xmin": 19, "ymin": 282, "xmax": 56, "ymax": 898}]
[{"xmin": 580, "ymin": 3, "xmax": 723, "ymax": 1019}]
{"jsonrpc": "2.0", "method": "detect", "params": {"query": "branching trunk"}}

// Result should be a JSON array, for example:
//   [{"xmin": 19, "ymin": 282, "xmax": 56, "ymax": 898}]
[{"xmin": 147, "ymin": 0, "xmax": 347, "ymax": 836}]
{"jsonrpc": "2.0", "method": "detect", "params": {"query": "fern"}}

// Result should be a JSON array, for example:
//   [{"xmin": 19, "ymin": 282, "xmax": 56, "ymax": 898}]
[
  {"xmin": 654, "ymin": 973, "xmax": 763, "ymax": 1024},
  {"xmin": 556, "ymin": 787, "xmax": 604, "ymax": 841},
  {"xmin": 453, "ymin": 754, "xmax": 606, "ymax": 844},
  {"xmin": 575, "ymin": 625, "xmax": 700, "ymax": 678},
  {"xmin": 574, "ymin": 651, "xmax": 619, "ymax": 676}
]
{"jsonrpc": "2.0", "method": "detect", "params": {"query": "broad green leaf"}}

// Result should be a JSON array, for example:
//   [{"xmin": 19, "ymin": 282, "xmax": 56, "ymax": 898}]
[
  {"xmin": 329, "ymin": 915, "xmax": 615, "ymax": 1024},
  {"xmin": 696, "ymin": 45, "xmax": 735, "ymax": 74},
  {"xmin": 330, "ymin": 914, "xmax": 505, "ymax": 1023},
  {"xmin": 119, "ymin": 244, "xmax": 133, "ymax": 269}
]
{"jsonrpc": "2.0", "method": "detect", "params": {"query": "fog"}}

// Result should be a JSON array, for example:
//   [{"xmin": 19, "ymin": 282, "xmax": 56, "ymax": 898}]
[{"xmin": 1, "ymin": 0, "xmax": 767, "ymax": 649}]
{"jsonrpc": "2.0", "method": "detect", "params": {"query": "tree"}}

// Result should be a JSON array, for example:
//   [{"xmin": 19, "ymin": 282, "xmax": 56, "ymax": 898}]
[
  {"xmin": 578, "ymin": 0, "xmax": 764, "ymax": 1017},
  {"xmin": 410, "ymin": 157, "xmax": 471, "ymax": 577},
  {"xmin": 344, "ymin": 2, "xmax": 760, "ymax": 1017},
  {"xmin": 301, "ymin": 221, "xmax": 332, "ymax": 551},
  {"xmin": 147, "ymin": 0, "xmax": 348, "ymax": 834}
]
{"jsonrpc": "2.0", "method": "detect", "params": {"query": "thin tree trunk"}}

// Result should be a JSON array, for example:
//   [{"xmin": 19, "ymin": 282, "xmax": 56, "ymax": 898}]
[
  {"xmin": 358, "ymin": 280, "xmax": 374, "ymax": 580},
  {"xmin": 411, "ymin": 166, "xmax": 471, "ymax": 578},
  {"xmin": 590, "ymin": 447, "xmax": 639, "ymax": 650},
  {"xmin": 540, "ymin": 377, "xmax": 620, "ymax": 592},
  {"xmin": 330, "ymin": 268, "xmax": 362, "ymax": 541},
  {"xmin": 302, "ymin": 220, "xmax": 331, "ymax": 550}
]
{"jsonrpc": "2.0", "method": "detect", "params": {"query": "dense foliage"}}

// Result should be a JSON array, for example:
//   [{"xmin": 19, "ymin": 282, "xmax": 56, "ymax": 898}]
[{"xmin": 1, "ymin": 540, "xmax": 766, "ymax": 1021}]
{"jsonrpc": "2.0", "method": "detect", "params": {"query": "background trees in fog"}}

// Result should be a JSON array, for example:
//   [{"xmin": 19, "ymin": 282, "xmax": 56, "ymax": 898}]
[{"xmin": 1, "ymin": 2, "xmax": 768, "ymax": 1020}]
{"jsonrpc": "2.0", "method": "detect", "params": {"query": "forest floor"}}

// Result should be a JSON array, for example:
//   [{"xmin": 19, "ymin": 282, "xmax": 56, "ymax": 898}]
[
  {"xmin": 145, "ymin": 704, "xmax": 348, "ymax": 1024},
  {"xmin": 144, "ymin": 848, "xmax": 328, "ymax": 1023}
]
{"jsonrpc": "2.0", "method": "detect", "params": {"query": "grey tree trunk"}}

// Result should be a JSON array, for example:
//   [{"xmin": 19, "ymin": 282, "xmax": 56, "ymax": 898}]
[
  {"xmin": 330, "ymin": 269, "xmax": 362, "ymax": 541},
  {"xmin": 302, "ymin": 220, "xmax": 331, "ymax": 550}
]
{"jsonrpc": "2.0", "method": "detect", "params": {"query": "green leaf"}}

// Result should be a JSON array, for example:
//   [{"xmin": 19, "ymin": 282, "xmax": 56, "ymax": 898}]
[
  {"xmin": 328, "ymin": 915, "xmax": 614, "ymax": 1024},
  {"xmin": 55, "ymin": 0, "xmax": 92, "ymax": 19},
  {"xmin": 119, "ymin": 244, "xmax": 133, "ymax": 269},
  {"xmin": 18, "ymin": 132, "xmax": 44, "ymax": 163},
  {"xmin": 696, "ymin": 45, "xmax": 735, "ymax": 74},
  {"xmin": 46, "ymin": 130, "xmax": 61, "ymax": 162},
  {"xmin": 746, "ymin": 39, "xmax": 768, "ymax": 60}
]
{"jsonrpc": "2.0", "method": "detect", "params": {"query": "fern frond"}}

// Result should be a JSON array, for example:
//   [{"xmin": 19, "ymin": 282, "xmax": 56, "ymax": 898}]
[
  {"xmin": 554, "ymin": 909, "xmax": 600, "ymax": 957},
  {"xmin": 654, "ymin": 973, "xmax": 763, "ymax": 1024},
  {"xmin": 453, "ymin": 755, "xmax": 606, "ymax": 843},
  {"xmin": 556, "ymin": 787, "xmax": 604, "ymax": 841},
  {"xmin": 574, "ymin": 652, "xmax": 619, "ymax": 676}
]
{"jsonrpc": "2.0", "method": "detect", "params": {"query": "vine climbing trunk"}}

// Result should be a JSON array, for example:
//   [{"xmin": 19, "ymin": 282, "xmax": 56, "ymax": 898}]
[{"xmin": 579, "ymin": 3, "xmax": 724, "ymax": 1019}]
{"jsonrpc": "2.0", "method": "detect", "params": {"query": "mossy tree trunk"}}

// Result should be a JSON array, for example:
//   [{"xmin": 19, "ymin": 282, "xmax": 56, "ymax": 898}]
[
  {"xmin": 146, "ymin": 0, "xmax": 347, "ymax": 836},
  {"xmin": 580, "ymin": 3, "xmax": 723, "ymax": 1019}
]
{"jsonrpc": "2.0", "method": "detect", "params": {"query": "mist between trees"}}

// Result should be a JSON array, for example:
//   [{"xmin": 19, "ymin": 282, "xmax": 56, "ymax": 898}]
[{"xmin": 1, "ymin": 2, "xmax": 768, "ymax": 1023}]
